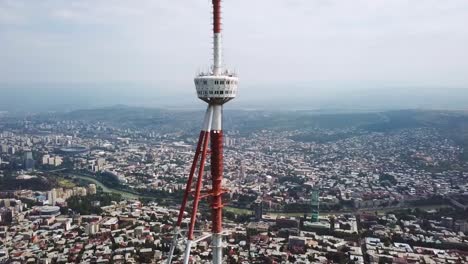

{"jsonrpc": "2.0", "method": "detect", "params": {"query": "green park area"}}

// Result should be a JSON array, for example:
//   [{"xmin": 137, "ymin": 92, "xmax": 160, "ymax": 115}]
[{"xmin": 57, "ymin": 178, "xmax": 76, "ymax": 188}]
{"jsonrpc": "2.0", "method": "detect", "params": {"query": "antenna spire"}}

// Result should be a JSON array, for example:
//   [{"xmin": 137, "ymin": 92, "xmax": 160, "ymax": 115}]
[
  {"xmin": 213, "ymin": 0, "xmax": 221, "ymax": 34},
  {"xmin": 212, "ymin": 0, "xmax": 222, "ymax": 75}
]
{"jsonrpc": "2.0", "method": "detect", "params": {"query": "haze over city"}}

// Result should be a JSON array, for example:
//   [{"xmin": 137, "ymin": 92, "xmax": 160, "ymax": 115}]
[{"xmin": 1, "ymin": 0, "xmax": 468, "ymax": 111}]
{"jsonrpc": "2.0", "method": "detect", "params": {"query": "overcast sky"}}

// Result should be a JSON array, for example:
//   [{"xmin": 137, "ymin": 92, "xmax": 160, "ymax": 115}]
[{"xmin": 1, "ymin": 0, "xmax": 468, "ymax": 96}]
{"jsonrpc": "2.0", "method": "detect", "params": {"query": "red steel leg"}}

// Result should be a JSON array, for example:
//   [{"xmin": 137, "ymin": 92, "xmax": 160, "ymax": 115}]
[
  {"xmin": 176, "ymin": 131, "xmax": 204, "ymax": 226},
  {"xmin": 210, "ymin": 130, "xmax": 224, "ymax": 234},
  {"xmin": 187, "ymin": 131, "xmax": 211, "ymax": 240}
]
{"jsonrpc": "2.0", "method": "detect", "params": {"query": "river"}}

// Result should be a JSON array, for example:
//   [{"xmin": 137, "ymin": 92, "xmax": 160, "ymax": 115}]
[{"xmin": 70, "ymin": 174, "xmax": 140, "ymax": 199}]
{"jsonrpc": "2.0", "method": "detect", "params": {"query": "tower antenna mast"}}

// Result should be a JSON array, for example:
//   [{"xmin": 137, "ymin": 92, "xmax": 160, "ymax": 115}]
[{"xmin": 166, "ymin": 1, "xmax": 239, "ymax": 263}]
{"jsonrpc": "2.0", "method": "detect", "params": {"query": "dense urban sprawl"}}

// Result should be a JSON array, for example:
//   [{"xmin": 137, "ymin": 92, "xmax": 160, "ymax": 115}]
[{"xmin": 1, "ymin": 110, "xmax": 468, "ymax": 263}]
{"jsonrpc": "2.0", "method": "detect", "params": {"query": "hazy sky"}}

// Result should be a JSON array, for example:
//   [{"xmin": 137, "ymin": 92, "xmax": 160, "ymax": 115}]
[
  {"xmin": 1, "ymin": 0, "xmax": 468, "ymax": 112},
  {"xmin": 1, "ymin": 0, "xmax": 468, "ymax": 88}
]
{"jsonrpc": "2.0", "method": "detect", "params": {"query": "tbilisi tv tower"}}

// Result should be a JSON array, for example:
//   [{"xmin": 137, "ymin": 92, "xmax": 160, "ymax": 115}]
[{"xmin": 166, "ymin": 0, "xmax": 238, "ymax": 263}]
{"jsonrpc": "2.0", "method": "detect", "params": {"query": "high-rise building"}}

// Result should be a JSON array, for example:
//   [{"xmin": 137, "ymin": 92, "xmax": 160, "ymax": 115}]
[
  {"xmin": 225, "ymin": 136, "xmax": 235, "ymax": 147},
  {"xmin": 254, "ymin": 198, "xmax": 263, "ymax": 221},
  {"xmin": 54, "ymin": 156, "xmax": 63, "ymax": 166},
  {"xmin": 8, "ymin": 146, "xmax": 15, "ymax": 155},
  {"xmin": 42, "ymin": 155, "xmax": 63, "ymax": 167},
  {"xmin": 96, "ymin": 158, "xmax": 105, "ymax": 168},
  {"xmin": 42, "ymin": 154, "xmax": 50, "ymax": 165},
  {"xmin": 24, "ymin": 151, "xmax": 32, "ymax": 160},
  {"xmin": 239, "ymin": 163, "xmax": 246, "ymax": 181},
  {"xmin": 0, "ymin": 208, "xmax": 13, "ymax": 225},
  {"xmin": 73, "ymin": 187, "xmax": 87, "ymax": 196},
  {"xmin": 24, "ymin": 151, "xmax": 34, "ymax": 171},
  {"xmin": 88, "ymin": 184, "xmax": 97, "ymax": 195},
  {"xmin": 311, "ymin": 185, "xmax": 320, "ymax": 222},
  {"xmin": 85, "ymin": 222, "xmax": 100, "ymax": 235},
  {"xmin": 48, "ymin": 189, "xmax": 57, "ymax": 206},
  {"xmin": 167, "ymin": 1, "xmax": 239, "ymax": 263},
  {"xmin": 0, "ymin": 144, "xmax": 7, "ymax": 153}
]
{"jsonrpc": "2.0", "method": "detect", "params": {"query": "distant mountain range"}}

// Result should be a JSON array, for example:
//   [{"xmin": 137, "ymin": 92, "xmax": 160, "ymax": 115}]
[{"xmin": 24, "ymin": 106, "xmax": 468, "ymax": 157}]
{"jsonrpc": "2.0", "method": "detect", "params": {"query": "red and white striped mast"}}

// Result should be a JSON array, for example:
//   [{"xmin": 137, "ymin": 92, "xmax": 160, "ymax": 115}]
[{"xmin": 166, "ymin": 0, "xmax": 238, "ymax": 263}]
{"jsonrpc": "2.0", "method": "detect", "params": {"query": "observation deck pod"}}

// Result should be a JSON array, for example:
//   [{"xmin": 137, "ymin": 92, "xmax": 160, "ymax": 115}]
[{"xmin": 194, "ymin": 71, "xmax": 238, "ymax": 104}]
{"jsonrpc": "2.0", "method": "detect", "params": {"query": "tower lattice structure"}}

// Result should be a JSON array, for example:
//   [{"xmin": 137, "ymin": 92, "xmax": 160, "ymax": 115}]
[{"xmin": 167, "ymin": 1, "xmax": 238, "ymax": 263}]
